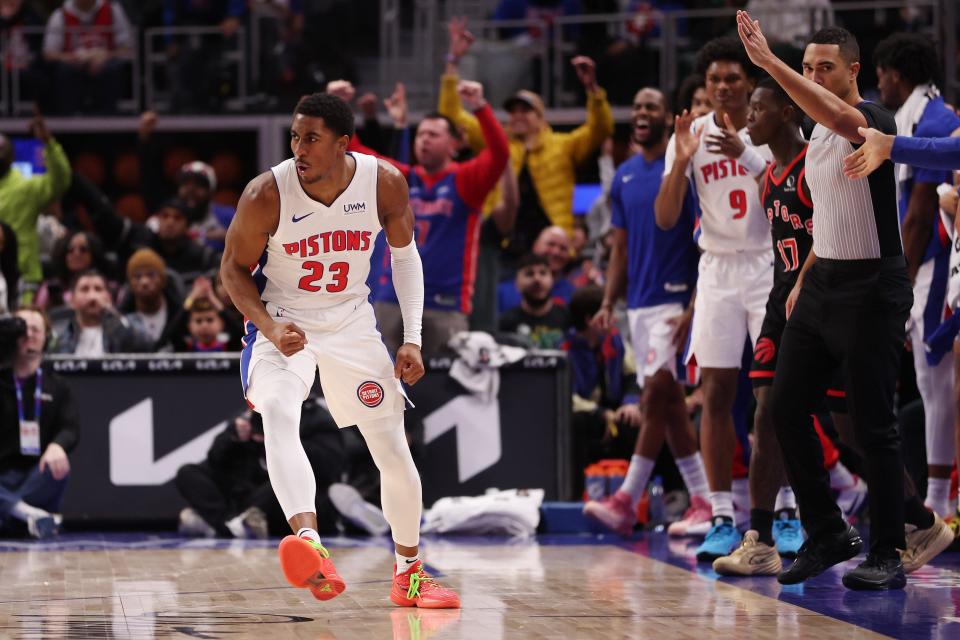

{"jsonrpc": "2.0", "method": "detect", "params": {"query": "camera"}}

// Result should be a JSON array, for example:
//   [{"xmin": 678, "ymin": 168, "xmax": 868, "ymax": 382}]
[{"xmin": 0, "ymin": 315, "xmax": 26, "ymax": 368}]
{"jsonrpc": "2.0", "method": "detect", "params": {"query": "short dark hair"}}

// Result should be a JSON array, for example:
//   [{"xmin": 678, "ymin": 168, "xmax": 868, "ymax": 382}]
[
  {"xmin": 71, "ymin": 268, "xmax": 107, "ymax": 291},
  {"xmin": 873, "ymin": 32, "xmax": 941, "ymax": 87},
  {"xmin": 695, "ymin": 37, "xmax": 757, "ymax": 78},
  {"xmin": 676, "ymin": 73, "xmax": 705, "ymax": 113},
  {"xmin": 295, "ymin": 92, "xmax": 355, "ymax": 139},
  {"xmin": 809, "ymin": 27, "xmax": 860, "ymax": 64},
  {"xmin": 516, "ymin": 252, "xmax": 550, "ymax": 272},
  {"xmin": 569, "ymin": 285, "xmax": 604, "ymax": 332},
  {"xmin": 420, "ymin": 112, "xmax": 463, "ymax": 141},
  {"xmin": 755, "ymin": 76, "xmax": 803, "ymax": 121}
]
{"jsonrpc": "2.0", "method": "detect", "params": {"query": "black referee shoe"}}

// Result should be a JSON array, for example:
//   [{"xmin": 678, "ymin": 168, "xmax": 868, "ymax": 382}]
[
  {"xmin": 777, "ymin": 524, "xmax": 863, "ymax": 585},
  {"xmin": 842, "ymin": 551, "xmax": 906, "ymax": 590}
]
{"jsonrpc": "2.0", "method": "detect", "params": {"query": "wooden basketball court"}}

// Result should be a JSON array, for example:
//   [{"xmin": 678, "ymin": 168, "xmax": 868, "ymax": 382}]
[{"xmin": 0, "ymin": 533, "xmax": 954, "ymax": 639}]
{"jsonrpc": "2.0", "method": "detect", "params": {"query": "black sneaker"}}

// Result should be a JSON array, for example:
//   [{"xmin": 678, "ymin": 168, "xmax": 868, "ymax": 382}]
[
  {"xmin": 842, "ymin": 552, "xmax": 906, "ymax": 590},
  {"xmin": 777, "ymin": 523, "xmax": 862, "ymax": 585}
]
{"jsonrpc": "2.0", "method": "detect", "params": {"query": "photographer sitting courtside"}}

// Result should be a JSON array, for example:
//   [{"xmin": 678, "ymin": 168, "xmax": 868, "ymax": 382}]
[{"xmin": 0, "ymin": 308, "xmax": 78, "ymax": 539}]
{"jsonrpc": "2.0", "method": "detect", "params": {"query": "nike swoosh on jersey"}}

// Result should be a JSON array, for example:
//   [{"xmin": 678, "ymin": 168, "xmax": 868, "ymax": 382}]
[
  {"xmin": 622, "ymin": 174, "xmax": 634, "ymax": 183},
  {"xmin": 292, "ymin": 212, "xmax": 315, "ymax": 223}
]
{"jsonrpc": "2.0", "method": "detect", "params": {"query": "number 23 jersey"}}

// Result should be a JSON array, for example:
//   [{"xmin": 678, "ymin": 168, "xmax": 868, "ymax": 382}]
[
  {"xmin": 259, "ymin": 151, "xmax": 382, "ymax": 311},
  {"xmin": 664, "ymin": 112, "xmax": 772, "ymax": 254}
]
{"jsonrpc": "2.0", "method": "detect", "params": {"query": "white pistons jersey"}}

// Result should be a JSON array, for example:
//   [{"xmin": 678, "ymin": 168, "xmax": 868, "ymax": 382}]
[
  {"xmin": 258, "ymin": 152, "xmax": 382, "ymax": 311},
  {"xmin": 664, "ymin": 112, "xmax": 772, "ymax": 254}
]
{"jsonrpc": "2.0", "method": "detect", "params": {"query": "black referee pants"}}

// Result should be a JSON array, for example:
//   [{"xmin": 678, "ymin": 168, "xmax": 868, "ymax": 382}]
[{"xmin": 771, "ymin": 256, "xmax": 912, "ymax": 554}]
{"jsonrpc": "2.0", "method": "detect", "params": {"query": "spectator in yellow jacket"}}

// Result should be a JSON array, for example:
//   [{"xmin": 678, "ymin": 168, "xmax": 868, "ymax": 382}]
[
  {"xmin": 0, "ymin": 115, "xmax": 71, "ymax": 304},
  {"xmin": 438, "ymin": 19, "xmax": 613, "ymax": 247}
]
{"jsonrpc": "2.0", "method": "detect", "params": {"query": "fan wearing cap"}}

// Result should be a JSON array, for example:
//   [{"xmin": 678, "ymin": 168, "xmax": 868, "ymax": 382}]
[
  {"xmin": 179, "ymin": 161, "xmax": 236, "ymax": 252},
  {"xmin": 136, "ymin": 113, "xmax": 236, "ymax": 253},
  {"xmin": 439, "ymin": 45, "xmax": 613, "ymax": 245}
]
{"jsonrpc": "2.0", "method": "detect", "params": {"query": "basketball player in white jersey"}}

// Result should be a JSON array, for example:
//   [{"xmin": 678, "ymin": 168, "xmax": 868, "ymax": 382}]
[
  {"xmin": 655, "ymin": 37, "xmax": 775, "ymax": 560},
  {"xmin": 221, "ymin": 93, "xmax": 460, "ymax": 608}
]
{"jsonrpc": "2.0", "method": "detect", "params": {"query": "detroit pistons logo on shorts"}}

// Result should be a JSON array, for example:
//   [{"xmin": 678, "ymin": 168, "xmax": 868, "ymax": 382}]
[
  {"xmin": 754, "ymin": 337, "xmax": 776, "ymax": 364},
  {"xmin": 357, "ymin": 381, "xmax": 385, "ymax": 408}
]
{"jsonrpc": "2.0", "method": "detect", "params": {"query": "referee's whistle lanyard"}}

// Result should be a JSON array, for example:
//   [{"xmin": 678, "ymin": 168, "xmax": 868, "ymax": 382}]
[{"xmin": 14, "ymin": 369, "xmax": 42, "ymax": 424}]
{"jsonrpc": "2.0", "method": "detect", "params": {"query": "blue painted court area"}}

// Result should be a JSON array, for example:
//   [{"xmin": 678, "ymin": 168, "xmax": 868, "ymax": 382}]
[{"xmin": 2, "ymin": 531, "xmax": 958, "ymax": 639}]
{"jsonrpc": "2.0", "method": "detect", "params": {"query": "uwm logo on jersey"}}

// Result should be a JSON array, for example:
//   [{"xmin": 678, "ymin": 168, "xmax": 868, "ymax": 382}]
[
  {"xmin": 344, "ymin": 201, "xmax": 366, "ymax": 213},
  {"xmin": 282, "ymin": 229, "xmax": 373, "ymax": 259}
]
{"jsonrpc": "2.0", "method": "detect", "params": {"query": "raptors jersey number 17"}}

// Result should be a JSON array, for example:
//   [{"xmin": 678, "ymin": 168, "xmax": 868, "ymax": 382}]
[{"xmin": 257, "ymin": 152, "xmax": 382, "ymax": 310}]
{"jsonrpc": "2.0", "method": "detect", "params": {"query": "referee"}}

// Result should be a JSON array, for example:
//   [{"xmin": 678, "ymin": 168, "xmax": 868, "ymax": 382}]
[{"xmin": 738, "ymin": 17, "xmax": 913, "ymax": 590}]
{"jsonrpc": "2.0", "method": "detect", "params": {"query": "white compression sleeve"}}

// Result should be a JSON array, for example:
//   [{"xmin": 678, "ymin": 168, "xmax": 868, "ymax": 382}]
[
  {"xmin": 357, "ymin": 415, "xmax": 422, "ymax": 548},
  {"xmin": 390, "ymin": 238, "xmax": 424, "ymax": 348},
  {"xmin": 252, "ymin": 364, "xmax": 316, "ymax": 520}
]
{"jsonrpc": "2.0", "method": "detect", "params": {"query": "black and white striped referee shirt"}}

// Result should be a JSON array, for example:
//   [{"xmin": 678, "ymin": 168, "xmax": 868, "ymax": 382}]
[{"xmin": 806, "ymin": 102, "xmax": 902, "ymax": 260}]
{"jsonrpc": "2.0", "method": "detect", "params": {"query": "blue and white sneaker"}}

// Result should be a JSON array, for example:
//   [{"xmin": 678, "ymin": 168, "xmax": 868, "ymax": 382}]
[
  {"xmin": 695, "ymin": 518, "xmax": 740, "ymax": 561},
  {"xmin": 772, "ymin": 516, "xmax": 804, "ymax": 558}
]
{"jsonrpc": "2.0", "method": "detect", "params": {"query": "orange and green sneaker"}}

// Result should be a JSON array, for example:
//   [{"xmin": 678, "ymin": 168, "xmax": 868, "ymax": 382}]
[
  {"xmin": 390, "ymin": 561, "xmax": 460, "ymax": 609},
  {"xmin": 278, "ymin": 535, "xmax": 346, "ymax": 601}
]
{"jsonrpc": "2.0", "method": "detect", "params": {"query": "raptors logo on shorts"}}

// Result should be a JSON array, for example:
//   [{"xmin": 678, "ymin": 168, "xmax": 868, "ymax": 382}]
[
  {"xmin": 753, "ymin": 337, "xmax": 776, "ymax": 364},
  {"xmin": 357, "ymin": 381, "xmax": 385, "ymax": 408}
]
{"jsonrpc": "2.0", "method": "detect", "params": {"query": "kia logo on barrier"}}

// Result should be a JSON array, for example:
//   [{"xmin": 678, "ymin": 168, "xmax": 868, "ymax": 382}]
[
  {"xmin": 195, "ymin": 359, "xmax": 231, "ymax": 371},
  {"xmin": 53, "ymin": 359, "xmax": 88, "ymax": 372},
  {"xmin": 102, "ymin": 359, "xmax": 135, "ymax": 372},
  {"xmin": 148, "ymin": 359, "xmax": 183, "ymax": 371}
]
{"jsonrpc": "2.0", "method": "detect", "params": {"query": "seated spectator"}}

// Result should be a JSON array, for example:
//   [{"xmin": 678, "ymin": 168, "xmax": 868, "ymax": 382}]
[
  {"xmin": 36, "ymin": 230, "xmax": 114, "ymax": 313},
  {"xmin": 182, "ymin": 298, "xmax": 228, "ymax": 352},
  {"xmin": 120, "ymin": 248, "xmax": 182, "ymax": 349},
  {"xmin": 141, "ymin": 199, "xmax": 220, "ymax": 281},
  {"xmin": 566, "ymin": 217, "xmax": 604, "ymax": 288},
  {"xmin": 138, "ymin": 113, "xmax": 237, "ymax": 251},
  {"xmin": 42, "ymin": 0, "xmax": 133, "ymax": 114},
  {"xmin": 175, "ymin": 397, "xmax": 344, "ymax": 538},
  {"xmin": 497, "ymin": 225, "xmax": 577, "ymax": 312},
  {"xmin": 562, "ymin": 285, "xmax": 640, "ymax": 497},
  {"xmin": 50, "ymin": 270, "xmax": 152, "ymax": 355},
  {"xmin": 0, "ymin": 115, "xmax": 71, "ymax": 305},
  {"xmin": 162, "ymin": 274, "xmax": 243, "ymax": 352},
  {"xmin": 0, "ymin": 223, "xmax": 19, "ymax": 316},
  {"xmin": 0, "ymin": 307, "xmax": 78, "ymax": 539},
  {"xmin": 498, "ymin": 253, "xmax": 570, "ymax": 349}
]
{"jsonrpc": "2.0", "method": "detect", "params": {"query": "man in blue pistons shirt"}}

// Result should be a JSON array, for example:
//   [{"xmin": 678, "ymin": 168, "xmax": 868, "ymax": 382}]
[
  {"xmin": 584, "ymin": 87, "xmax": 708, "ymax": 536},
  {"xmin": 350, "ymin": 81, "xmax": 509, "ymax": 355}
]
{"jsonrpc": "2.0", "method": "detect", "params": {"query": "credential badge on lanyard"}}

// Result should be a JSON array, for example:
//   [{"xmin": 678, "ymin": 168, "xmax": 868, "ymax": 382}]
[{"xmin": 15, "ymin": 369, "xmax": 42, "ymax": 457}]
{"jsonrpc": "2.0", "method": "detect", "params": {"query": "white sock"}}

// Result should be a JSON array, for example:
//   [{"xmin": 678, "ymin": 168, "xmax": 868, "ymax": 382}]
[
  {"xmin": 396, "ymin": 551, "xmax": 420, "ymax": 574},
  {"xmin": 676, "ymin": 453, "xmax": 709, "ymax": 499},
  {"xmin": 225, "ymin": 515, "xmax": 246, "ymax": 538},
  {"xmin": 775, "ymin": 486, "xmax": 797, "ymax": 513},
  {"xmin": 732, "ymin": 478, "xmax": 750, "ymax": 512},
  {"xmin": 11, "ymin": 501, "xmax": 49, "ymax": 523},
  {"xmin": 620, "ymin": 454, "xmax": 655, "ymax": 508},
  {"xmin": 828, "ymin": 461, "xmax": 856, "ymax": 490},
  {"xmin": 709, "ymin": 491, "xmax": 735, "ymax": 521},
  {"xmin": 297, "ymin": 527, "xmax": 321, "ymax": 543},
  {"xmin": 925, "ymin": 478, "xmax": 952, "ymax": 518}
]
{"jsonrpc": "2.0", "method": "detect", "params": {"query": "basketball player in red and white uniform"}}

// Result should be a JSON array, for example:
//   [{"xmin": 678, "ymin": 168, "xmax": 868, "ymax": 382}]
[
  {"xmin": 655, "ymin": 37, "xmax": 774, "ymax": 560},
  {"xmin": 222, "ymin": 93, "xmax": 459, "ymax": 608}
]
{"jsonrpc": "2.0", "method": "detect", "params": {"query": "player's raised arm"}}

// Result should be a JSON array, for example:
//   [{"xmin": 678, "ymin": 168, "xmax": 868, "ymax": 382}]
[
  {"xmin": 655, "ymin": 110, "xmax": 700, "ymax": 230},
  {"xmin": 376, "ymin": 159, "xmax": 425, "ymax": 385},
  {"xmin": 736, "ymin": 10, "xmax": 867, "ymax": 143},
  {"xmin": 221, "ymin": 171, "xmax": 306, "ymax": 356}
]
